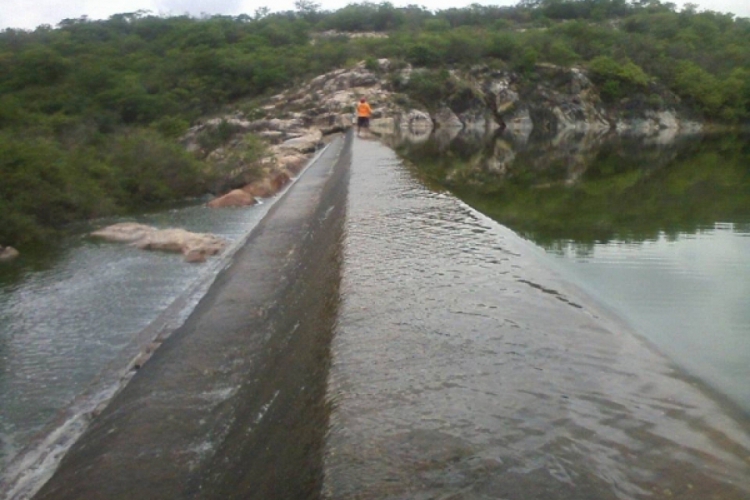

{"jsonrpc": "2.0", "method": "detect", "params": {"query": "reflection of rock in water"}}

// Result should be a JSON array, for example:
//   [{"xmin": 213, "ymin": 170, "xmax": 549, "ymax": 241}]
[
  {"xmin": 485, "ymin": 138, "xmax": 516, "ymax": 175},
  {"xmin": 398, "ymin": 111, "xmax": 434, "ymax": 145},
  {"xmin": 372, "ymin": 109, "xmax": 434, "ymax": 145},
  {"xmin": 392, "ymin": 119, "xmax": 694, "ymax": 188},
  {"xmin": 504, "ymin": 108, "xmax": 534, "ymax": 146},
  {"xmin": 432, "ymin": 125, "xmax": 460, "ymax": 149},
  {"xmin": 370, "ymin": 116, "xmax": 395, "ymax": 137}
]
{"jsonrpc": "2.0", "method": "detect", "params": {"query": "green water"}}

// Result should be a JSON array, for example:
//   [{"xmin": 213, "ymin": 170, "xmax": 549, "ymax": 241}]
[{"xmin": 396, "ymin": 130, "xmax": 750, "ymax": 414}]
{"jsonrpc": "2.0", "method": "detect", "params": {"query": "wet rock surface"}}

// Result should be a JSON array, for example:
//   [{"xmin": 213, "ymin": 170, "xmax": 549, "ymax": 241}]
[{"xmin": 206, "ymin": 189, "xmax": 257, "ymax": 208}]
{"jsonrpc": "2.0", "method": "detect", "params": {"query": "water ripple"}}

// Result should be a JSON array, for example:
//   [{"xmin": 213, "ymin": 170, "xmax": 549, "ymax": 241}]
[{"xmin": 324, "ymin": 139, "xmax": 750, "ymax": 500}]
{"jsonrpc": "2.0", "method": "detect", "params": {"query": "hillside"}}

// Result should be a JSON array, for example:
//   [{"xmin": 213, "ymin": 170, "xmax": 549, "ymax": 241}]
[{"xmin": 1, "ymin": 0, "xmax": 749, "ymax": 250}]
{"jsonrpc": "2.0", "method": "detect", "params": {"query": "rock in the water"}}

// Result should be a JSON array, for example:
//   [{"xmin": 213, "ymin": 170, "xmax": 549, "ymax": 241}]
[
  {"xmin": 0, "ymin": 246, "xmax": 20, "ymax": 261},
  {"xmin": 134, "ymin": 228, "xmax": 226, "ymax": 260},
  {"xmin": 207, "ymin": 189, "xmax": 257, "ymax": 208},
  {"xmin": 91, "ymin": 223, "xmax": 226, "ymax": 263},
  {"xmin": 270, "ymin": 170, "xmax": 292, "ymax": 191},
  {"xmin": 242, "ymin": 178, "xmax": 276, "ymax": 198},
  {"xmin": 184, "ymin": 249, "xmax": 208, "ymax": 263}
]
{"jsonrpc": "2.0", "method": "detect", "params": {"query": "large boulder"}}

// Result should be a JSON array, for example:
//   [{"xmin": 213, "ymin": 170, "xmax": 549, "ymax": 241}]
[
  {"xmin": 246, "ymin": 118, "xmax": 306, "ymax": 133},
  {"xmin": 485, "ymin": 76, "xmax": 520, "ymax": 114},
  {"xmin": 207, "ymin": 189, "xmax": 257, "ymax": 208},
  {"xmin": 313, "ymin": 112, "xmax": 352, "ymax": 134},
  {"xmin": 0, "ymin": 246, "xmax": 20, "ymax": 261}
]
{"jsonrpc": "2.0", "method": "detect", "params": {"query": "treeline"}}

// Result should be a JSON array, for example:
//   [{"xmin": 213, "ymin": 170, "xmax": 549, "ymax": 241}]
[{"xmin": 1, "ymin": 0, "xmax": 749, "ymax": 247}]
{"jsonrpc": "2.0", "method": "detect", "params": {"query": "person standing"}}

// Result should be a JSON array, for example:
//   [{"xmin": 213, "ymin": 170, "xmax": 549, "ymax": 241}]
[{"xmin": 356, "ymin": 97, "xmax": 372, "ymax": 137}]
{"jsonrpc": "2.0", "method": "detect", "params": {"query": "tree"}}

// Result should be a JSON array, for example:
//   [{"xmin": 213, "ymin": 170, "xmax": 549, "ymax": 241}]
[{"xmin": 295, "ymin": 0, "xmax": 321, "ymax": 22}]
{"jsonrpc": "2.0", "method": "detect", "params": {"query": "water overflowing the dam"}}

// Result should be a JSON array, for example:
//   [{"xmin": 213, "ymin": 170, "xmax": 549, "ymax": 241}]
[{"xmin": 322, "ymin": 138, "xmax": 750, "ymax": 499}]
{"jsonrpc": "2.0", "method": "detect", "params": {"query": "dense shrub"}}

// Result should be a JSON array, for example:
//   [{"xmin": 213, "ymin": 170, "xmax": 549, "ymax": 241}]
[{"xmin": 588, "ymin": 56, "xmax": 650, "ymax": 100}]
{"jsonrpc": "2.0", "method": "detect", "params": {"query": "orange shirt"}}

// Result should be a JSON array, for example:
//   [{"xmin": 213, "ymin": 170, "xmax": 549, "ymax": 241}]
[{"xmin": 357, "ymin": 101, "xmax": 372, "ymax": 118}]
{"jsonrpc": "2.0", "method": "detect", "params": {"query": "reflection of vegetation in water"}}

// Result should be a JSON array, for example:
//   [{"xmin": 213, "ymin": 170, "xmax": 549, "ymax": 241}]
[{"xmin": 398, "ymin": 133, "xmax": 750, "ymax": 250}]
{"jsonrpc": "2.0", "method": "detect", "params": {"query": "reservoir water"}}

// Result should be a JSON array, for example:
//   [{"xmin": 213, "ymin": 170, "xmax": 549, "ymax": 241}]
[
  {"xmin": 396, "ymin": 130, "xmax": 750, "ymax": 416},
  {"xmin": 550, "ymin": 228, "xmax": 750, "ymax": 415}
]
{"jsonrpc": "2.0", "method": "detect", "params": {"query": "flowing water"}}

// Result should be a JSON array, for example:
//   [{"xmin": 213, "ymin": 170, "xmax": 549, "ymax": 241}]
[
  {"xmin": 0, "ymin": 198, "xmax": 276, "ymax": 488},
  {"xmin": 322, "ymin": 136, "xmax": 750, "ymax": 499}
]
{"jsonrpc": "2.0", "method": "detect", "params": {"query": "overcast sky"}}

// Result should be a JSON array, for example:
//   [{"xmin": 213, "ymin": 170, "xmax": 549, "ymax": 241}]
[{"xmin": 2, "ymin": 0, "xmax": 749, "ymax": 31}]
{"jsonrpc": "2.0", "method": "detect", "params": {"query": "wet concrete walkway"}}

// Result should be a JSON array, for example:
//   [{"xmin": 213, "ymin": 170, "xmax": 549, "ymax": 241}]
[{"xmin": 29, "ymin": 134, "xmax": 750, "ymax": 500}]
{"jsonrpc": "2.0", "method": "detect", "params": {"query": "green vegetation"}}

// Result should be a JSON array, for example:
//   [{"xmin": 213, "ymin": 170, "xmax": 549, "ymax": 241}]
[{"xmin": 2, "ymin": 0, "xmax": 750, "ymax": 247}]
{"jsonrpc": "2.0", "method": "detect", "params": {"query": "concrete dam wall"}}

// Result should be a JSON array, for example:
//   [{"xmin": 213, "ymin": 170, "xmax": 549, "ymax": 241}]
[{"xmin": 30, "ymin": 133, "xmax": 750, "ymax": 500}]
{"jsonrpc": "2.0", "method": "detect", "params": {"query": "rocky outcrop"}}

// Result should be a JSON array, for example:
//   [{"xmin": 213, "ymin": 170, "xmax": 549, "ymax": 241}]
[
  {"xmin": 272, "ymin": 128, "xmax": 323, "ymax": 155},
  {"xmin": 184, "ymin": 58, "xmax": 703, "ymax": 207},
  {"xmin": 0, "ymin": 246, "xmax": 19, "ymax": 261},
  {"xmin": 91, "ymin": 223, "xmax": 226, "ymax": 263}
]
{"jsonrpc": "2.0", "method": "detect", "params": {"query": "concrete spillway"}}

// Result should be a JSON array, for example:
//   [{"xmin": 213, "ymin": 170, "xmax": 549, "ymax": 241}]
[
  {"xmin": 33, "ymin": 134, "xmax": 350, "ymax": 500},
  {"xmin": 32, "ymin": 133, "xmax": 750, "ymax": 500}
]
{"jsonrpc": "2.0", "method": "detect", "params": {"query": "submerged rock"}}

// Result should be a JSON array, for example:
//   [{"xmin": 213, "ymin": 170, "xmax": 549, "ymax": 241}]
[{"xmin": 91, "ymin": 223, "xmax": 226, "ymax": 263}]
